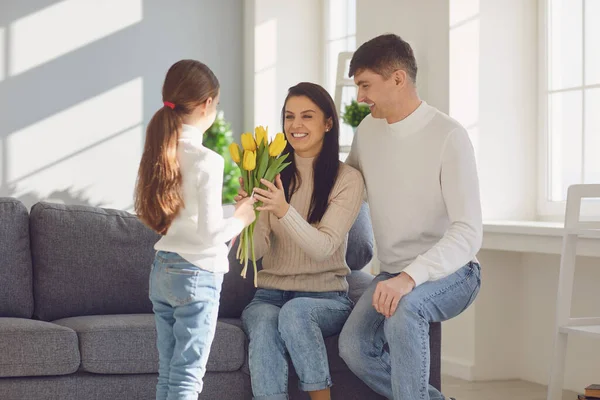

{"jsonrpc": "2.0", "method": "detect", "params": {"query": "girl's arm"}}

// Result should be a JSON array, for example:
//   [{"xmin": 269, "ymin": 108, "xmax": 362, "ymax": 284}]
[{"xmin": 196, "ymin": 157, "xmax": 244, "ymax": 244}]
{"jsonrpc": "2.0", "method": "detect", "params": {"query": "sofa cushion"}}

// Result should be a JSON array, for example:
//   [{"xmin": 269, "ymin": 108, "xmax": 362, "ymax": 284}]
[
  {"xmin": 30, "ymin": 202, "xmax": 160, "ymax": 321},
  {"xmin": 0, "ymin": 198, "xmax": 34, "ymax": 318},
  {"xmin": 0, "ymin": 318, "xmax": 80, "ymax": 377},
  {"xmin": 346, "ymin": 270, "xmax": 375, "ymax": 304},
  {"xmin": 346, "ymin": 202, "xmax": 374, "ymax": 271},
  {"xmin": 53, "ymin": 314, "xmax": 246, "ymax": 374},
  {"xmin": 219, "ymin": 247, "xmax": 260, "ymax": 318}
]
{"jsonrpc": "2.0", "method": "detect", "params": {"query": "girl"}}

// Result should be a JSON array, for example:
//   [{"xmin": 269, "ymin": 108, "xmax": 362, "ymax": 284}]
[
  {"xmin": 237, "ymin": 82, "xmax": 365, "ymax": 400},
  {"xmin": 134, "ymin": 59, "xmax": 256, "ymax": 400}
]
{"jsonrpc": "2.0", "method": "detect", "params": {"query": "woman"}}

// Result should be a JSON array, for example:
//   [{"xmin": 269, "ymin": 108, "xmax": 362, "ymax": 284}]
[{"xmin": 237, "ymin": 82, "xmax": 365, "ymax": 400}]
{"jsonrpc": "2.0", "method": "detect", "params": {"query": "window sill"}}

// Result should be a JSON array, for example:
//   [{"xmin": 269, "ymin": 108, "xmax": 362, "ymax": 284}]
[{"xmin": 482, "ymin": 220, "xmax": 600, "ymax": 257}]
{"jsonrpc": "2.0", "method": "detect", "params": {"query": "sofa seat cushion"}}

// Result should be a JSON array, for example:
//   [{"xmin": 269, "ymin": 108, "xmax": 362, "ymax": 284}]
[
  {"xmin": 53, "ymin": 314, "xmax": 246, "ymax": 374},
  {"xmin": 0, "ymin": 318, "xmax": 80, "ymax": 377}
]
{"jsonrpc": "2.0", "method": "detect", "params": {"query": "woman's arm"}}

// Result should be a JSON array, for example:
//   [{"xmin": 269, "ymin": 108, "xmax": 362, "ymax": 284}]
[{"xmin": 276, "ymin": 167, "xmax": 365, "ymax": 262}]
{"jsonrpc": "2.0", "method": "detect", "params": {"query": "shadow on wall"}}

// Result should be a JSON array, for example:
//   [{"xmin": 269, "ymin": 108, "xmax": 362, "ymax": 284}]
[
  {"xmin": 0, "ymin": 184, "xmax": 106, "ymax": 210},
  {"xmin": 0, "ymin": 0, "xmax": 243, "ymax": 211}
]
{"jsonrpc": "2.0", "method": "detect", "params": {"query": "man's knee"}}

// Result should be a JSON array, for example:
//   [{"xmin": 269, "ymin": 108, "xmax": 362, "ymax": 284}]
[
  {"xmin": 338, "ymin": 321, "xmax": 361, "ymax": 364},
  {"xmin": 384, "ymin": 296, "xmax": 423, "ymax": 337}
]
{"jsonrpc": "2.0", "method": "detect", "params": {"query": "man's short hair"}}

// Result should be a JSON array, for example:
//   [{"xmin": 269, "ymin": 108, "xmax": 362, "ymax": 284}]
[{"xmin": 349, "ymin": 33, "xmax": 418, "ymax": 83}]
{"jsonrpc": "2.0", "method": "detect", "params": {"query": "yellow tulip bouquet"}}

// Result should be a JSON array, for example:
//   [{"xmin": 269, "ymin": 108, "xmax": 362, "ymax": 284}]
[{"xmin": 229, "ymin": 126, "xmax": 290, "ymax": 286}]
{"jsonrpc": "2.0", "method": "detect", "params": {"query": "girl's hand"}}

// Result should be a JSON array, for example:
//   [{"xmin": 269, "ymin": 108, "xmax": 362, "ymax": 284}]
[
  {"xmin": 234, "ymin": 177, "xmax": 248, "ymax": 203},
  {"xmin": 233, "ymin": 197, "xmax": 256, "ymax": 227},
  {"xmin": 252, "ymin": 175, "xmax": 290, "ymax": 219}
]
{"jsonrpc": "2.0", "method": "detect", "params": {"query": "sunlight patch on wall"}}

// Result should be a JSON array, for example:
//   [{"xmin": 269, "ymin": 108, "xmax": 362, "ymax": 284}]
[
  {"xmin": 254, "ymin": 18, "xmax": 278, "ymax": 136},
  {"xmin": 449, "ymin": 0, "xmax": 480, "ymax": 157},
  {"xmin": 0, "ymin": 27, "xmax": 5, "ymax": 82},
  {"xmin": 7, "ymin": 77, "xmax": 143, "ymax": 209},
  {"xmin": 9, "ymin": 0, "xmax": 142, "ymax": 76},
  {"xmin": 9, "ymin": 124, "xmax": 143, "ymax": 210}
]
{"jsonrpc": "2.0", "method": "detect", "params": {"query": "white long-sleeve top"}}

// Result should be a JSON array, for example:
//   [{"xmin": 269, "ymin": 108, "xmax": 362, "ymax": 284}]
[
  {"xmin": 154, "ymin": 124, "xmax": 244, "ymax": 272},
  {"xmin": 346, "ymin": 101, "xmax": 483, "ymax": 287}
]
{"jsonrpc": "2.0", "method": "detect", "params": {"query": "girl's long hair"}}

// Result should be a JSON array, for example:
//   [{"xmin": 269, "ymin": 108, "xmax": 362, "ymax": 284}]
[
  {"xmin": 279, "ymin": 82, "xmax": 340, "ymax": 224},
  {"xmin": 134, "ymin": 60, "xmax": 219, "ymax": 234}
]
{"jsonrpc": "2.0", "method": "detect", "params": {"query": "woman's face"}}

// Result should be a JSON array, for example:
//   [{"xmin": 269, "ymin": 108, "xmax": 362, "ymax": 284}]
[{"xmin": 283, "ymin": 95, "xmax": 332, "ymax": 158}]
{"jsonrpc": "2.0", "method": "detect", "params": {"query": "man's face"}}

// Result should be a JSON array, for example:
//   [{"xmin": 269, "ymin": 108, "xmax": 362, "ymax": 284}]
[{"xmin": 354, "ymin": 69, "xmax": 397, "ymax": 120}]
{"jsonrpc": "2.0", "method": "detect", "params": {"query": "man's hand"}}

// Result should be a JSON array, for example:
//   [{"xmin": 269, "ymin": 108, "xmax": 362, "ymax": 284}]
[{"xmin": 372, "ymin": 273, "xmax": 416, "ymax": 318}]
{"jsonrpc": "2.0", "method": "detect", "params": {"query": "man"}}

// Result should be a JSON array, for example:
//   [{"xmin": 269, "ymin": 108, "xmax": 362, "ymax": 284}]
[{"xmin": 339, "ymin": 33, "xmax": 482, "ymax": 400}]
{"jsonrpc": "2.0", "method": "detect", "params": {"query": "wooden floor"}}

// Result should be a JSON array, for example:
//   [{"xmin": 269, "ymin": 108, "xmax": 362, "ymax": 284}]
[{"xmin": 442, "ymin": 375, "xmax": 579, "ymax": 400}]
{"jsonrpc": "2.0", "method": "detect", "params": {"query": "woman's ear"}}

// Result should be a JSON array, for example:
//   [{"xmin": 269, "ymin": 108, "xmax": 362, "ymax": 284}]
[{"xmin": 325, "ymin": 117, "xmax": 333, "ymax": 132}]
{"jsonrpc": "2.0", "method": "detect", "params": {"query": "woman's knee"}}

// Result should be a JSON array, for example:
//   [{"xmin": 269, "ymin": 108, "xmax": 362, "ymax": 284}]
[
  {"xmin": 278, "ymin": 300, "xmax": 314, "ymax": 336},
  {"xmin": 242, "ymin": 304, "xmax": 280, "ymax": 335}
]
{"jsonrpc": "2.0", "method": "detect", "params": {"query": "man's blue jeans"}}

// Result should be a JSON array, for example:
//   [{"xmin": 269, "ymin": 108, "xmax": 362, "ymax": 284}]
[
  {"xmin": 339, "ymin": 262, "xmax": 481, "ymax": 400},
  {"xmin": 241, "ymin": 289, "xmax": 353, "ymax": 400},
  {"xmin": 149, "ymin": 251, "xmax": 224, "ymax": 400}
]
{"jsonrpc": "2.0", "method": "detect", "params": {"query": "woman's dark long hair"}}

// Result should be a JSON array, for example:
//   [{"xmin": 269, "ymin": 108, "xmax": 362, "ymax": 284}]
[{"xmin": 279, "ymin": 82, "xmax": 340, "ymax": 224}]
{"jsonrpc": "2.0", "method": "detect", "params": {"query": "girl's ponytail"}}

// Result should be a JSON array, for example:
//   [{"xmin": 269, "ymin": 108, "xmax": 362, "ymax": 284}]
[{"xmin": 134, "ymin": 60, "xmax": 219, "ymax": 234}]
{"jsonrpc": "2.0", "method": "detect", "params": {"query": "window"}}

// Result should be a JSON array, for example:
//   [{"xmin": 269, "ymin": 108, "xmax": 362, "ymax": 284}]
[
  {"xmin": 323, "ymin": 0, "xmax": 356, "ymax": 153},
  {"xmin": 540, "ymin": 0, "xmax": 600, "ymax": 217}
]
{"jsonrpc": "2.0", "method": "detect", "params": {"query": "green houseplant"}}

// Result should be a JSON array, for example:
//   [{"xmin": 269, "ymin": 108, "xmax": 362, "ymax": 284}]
[
  {"xmin": 203, "ymin": 111, "xmax": 241, "ymax": 204},
  {"xmin": 341, "ymin": 100, "xmax": 371, "ymax": 128}
]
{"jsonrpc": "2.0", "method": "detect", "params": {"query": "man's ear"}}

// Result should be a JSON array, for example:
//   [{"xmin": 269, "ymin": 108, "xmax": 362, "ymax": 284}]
[{"xmin": 393, "ymin": 69, "xmax": 407, "ymax": 87}]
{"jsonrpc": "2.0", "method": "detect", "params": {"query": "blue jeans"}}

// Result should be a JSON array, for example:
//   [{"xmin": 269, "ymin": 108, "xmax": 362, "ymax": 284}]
[
  {"xmin": 339, "ymin": 262, "xmax": 481, "ymax": 400},
  {"xmin": 241, "ymin": 289, "xmax": 354, "ymax": 400},
  {"xmin": 149, "ymin": 251, "xmax": 224, "ymax": 400}
]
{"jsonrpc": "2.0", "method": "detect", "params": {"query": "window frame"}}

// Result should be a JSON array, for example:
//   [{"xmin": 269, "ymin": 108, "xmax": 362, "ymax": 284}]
[{"xmin": 537, "ymin": 0, "xmax": 600, "ymax": 220}]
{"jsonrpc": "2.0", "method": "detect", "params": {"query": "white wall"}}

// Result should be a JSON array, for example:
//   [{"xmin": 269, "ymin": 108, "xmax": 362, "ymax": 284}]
[
  {"xmin": 356, "ymin": 0, "xmax": 450, "ymax": 114},
  {"xmin": 244, "ymin": 0, "xmax": 323, "ymax": 137},
  {"xmin": 476, "ymin": 0, "xmax": 538, "ymax": 220},
  {"xmin": 450, "ymin": 250, "xmax": 600, "ymax": 392},
  {"xmin": 0, "ymin": 0, "xmax": 244, "ymax": 210}
]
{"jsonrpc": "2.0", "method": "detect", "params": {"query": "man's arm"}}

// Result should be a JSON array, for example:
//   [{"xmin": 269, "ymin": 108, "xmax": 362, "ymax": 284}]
[
  {"xmin": 402, "ymin": 127, "xmax": 483, "ymax": 287},
  {"xmin": 345, "ymin": 126, "xmax": 361, "ymax": 171}
]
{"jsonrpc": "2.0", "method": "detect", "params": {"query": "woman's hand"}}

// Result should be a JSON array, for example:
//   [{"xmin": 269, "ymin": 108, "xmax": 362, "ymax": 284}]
[{"xmin": 252, "ymin": 174, "xmax": 290, "ymax": 219}]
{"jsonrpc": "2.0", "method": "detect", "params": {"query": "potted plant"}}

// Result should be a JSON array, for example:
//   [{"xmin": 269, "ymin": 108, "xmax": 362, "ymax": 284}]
[
  {"xmin": 341, "ymin": 100, "xmax": 371, "ymax": 131},
  {"xmin": 203, "ymin": 111, "xmax": 241, "ymax": 204}
]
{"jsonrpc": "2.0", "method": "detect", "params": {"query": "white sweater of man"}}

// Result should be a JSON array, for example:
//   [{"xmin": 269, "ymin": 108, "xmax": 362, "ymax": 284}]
[
  {"xmin": 346, "ymin": 101, "xmax": 482, "ymax": 287},
  {"xmin": 154, "ymin": 124, "xmax": 244, "ymax": 272}
]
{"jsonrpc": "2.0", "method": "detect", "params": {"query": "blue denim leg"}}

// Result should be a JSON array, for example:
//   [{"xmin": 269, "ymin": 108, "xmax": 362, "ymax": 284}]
[
  {"xmin": 149, "ymin": 251, "xmax": 224, "ymax": 400},
  {"xmin": 241, "ymin": 289, "xmax": 289, "ymax": 400},
  {"xmin": 278, "ymin": 292, "xmax": 353, "ymax": 392},
  {"xmin": 339, "ymin": 262, "xmax": 481, "ymax": 400}
]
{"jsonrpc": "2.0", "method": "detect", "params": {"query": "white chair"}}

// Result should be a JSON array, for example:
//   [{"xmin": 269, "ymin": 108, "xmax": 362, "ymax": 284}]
[{"xmin": 546, "ymin": 184, "xmax": 600, "ymax": 400}]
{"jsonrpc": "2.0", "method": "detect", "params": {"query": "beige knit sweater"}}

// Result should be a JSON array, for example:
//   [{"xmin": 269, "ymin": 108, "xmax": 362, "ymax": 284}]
[{"xmin": 252, "ymin": 153, "xmax": 365, "ymax": 292}]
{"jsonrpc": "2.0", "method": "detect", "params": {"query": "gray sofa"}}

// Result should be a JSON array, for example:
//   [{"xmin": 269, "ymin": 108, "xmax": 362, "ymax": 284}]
[{"xmin": 0, "ymin": 197, "xmax": 441, "ymax": 400}]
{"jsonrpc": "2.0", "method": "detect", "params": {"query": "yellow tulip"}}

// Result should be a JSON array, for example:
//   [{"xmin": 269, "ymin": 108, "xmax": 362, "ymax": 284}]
[
  {"xmin": 241, "ymin": 133, "xmax": 257, "ymax": 151},
  {"xmin": 229, "ymin": 143, "xmax": 241, "ymax": 163},
  {"xmin": 255, "ymin": 126, "xmax": 268, "ymax": 146},
  {"xmin": 243, "ymin": 150, "xmax": 257, "ymax": 171},
  {"xmin": 269, "ymin": 133, "xmax": 287, "ymax": 157}
]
